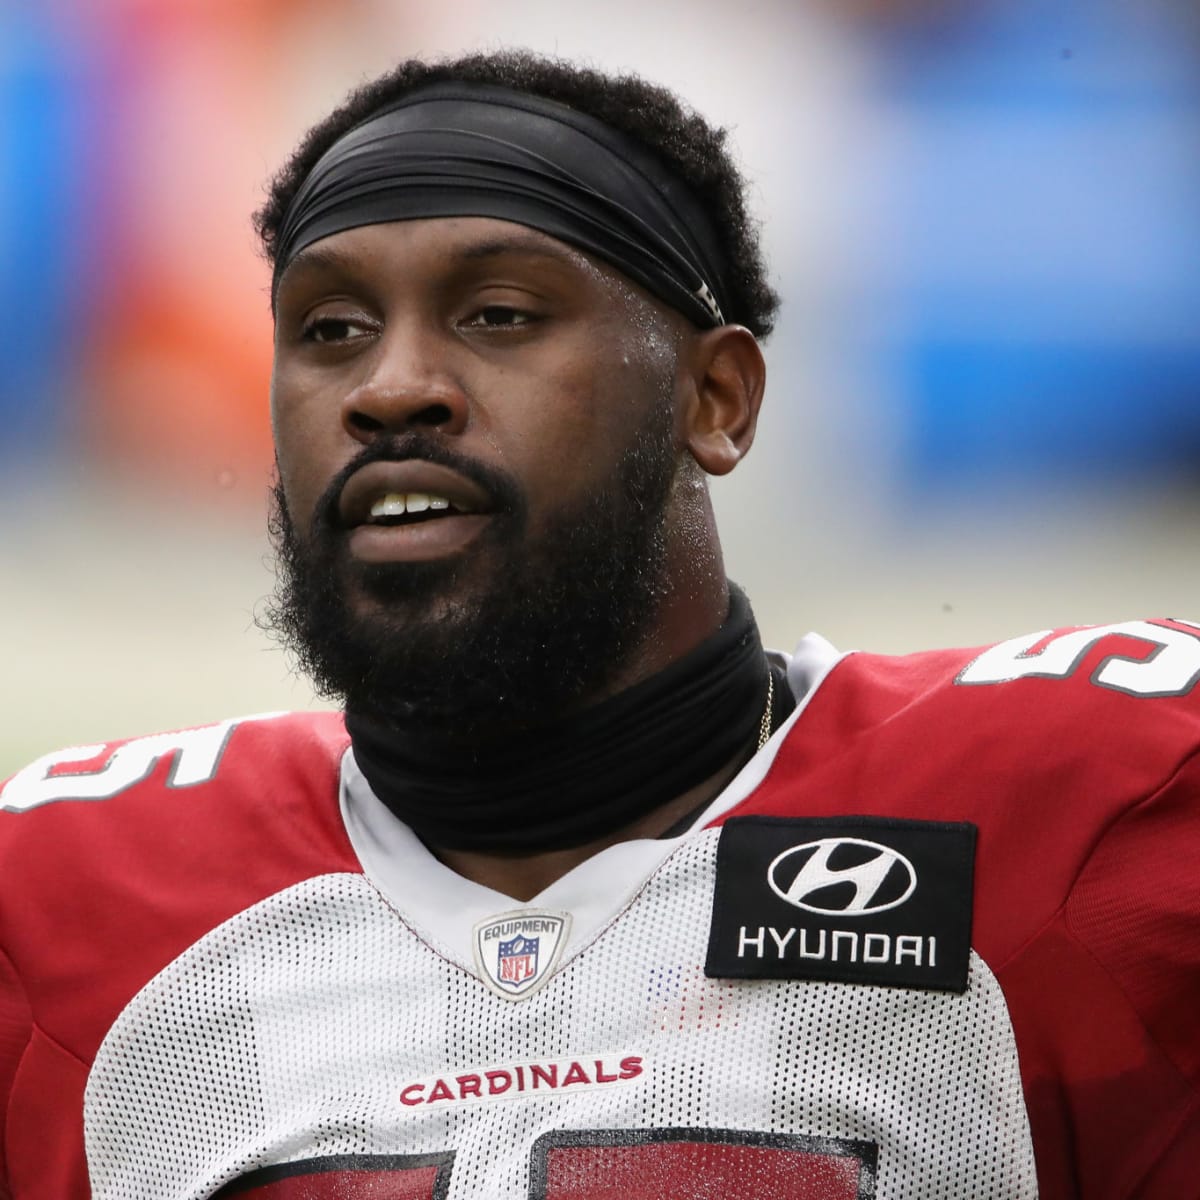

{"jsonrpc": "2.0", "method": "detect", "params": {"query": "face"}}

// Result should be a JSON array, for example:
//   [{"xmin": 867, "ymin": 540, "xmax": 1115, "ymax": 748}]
[{"xmin": 266, "ymin": 216, "xmax": 695, "ymax": 733}]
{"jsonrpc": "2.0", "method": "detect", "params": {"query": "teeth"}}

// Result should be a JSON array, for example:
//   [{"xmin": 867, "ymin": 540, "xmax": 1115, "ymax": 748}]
[
  {"xmin": 368, "ymin": 492, "xmax": 459, "ymax": 518},
  {"xmin": 370, "ymin": 494, "xmax": 407, "ymax": 518}
]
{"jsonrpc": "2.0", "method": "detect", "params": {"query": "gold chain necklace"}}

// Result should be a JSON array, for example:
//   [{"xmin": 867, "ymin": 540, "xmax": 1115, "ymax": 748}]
[{"xmin": 756, "ymin": 668, "xmax": 775, "ymax": 751}]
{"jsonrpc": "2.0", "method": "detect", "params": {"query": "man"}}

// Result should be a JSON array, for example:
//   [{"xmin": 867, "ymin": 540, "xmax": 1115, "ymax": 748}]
[{"xmin": 1, "ymin": 49, "xmax": 1197, "ymax": 1200}]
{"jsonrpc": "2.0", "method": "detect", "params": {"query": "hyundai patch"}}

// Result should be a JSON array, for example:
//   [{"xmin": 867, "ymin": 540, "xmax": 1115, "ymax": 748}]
[{"xmin": 705, "ymin": 816, "xmax": 976, "ymax": 992}]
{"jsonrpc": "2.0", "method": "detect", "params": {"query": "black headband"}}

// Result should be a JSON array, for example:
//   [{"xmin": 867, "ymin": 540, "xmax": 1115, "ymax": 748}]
[{"xmin": 272, "ymin": 81, "xmax": 730, "ymax": 327}]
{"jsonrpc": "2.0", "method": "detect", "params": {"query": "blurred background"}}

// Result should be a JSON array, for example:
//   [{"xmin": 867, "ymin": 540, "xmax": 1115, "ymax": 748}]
[{"xmin": 3, "ymin": 0, "xmax": 1200, "ymax": 774}]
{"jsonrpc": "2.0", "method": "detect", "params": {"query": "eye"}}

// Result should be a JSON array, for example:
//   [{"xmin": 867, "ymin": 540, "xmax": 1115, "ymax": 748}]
[
  {"xmin": 300, "ymin": 315, "xmax": 374, "ymax": 344},
  {"xmin": 462, "ymin": 305, "xmax": 535, "ymax": 330}
]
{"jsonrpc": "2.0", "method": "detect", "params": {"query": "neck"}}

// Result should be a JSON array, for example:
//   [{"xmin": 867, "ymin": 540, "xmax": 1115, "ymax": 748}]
[
  {"xmin": 434, "ymin": 751, "xmax": 750, "ymax": 900},
  {"xmin": 344, "ymin": 585, "xmax": 784, "ymax": 890}
]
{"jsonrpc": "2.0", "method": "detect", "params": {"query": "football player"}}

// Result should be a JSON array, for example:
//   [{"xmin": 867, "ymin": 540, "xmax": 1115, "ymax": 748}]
[{"xmin": 1, "ymin": 49, "xmax": 1197, "ymax": 1200}]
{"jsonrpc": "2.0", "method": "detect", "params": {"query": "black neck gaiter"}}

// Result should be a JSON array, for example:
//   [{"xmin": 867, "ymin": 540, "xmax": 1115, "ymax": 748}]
[{"xmin": 345, "ymin": 588, "xmax": 782, "ymax": 853}]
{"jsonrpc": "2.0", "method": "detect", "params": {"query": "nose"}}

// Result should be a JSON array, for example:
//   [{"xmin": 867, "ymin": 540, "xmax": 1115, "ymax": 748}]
[{"xmin": 341, "ymin": 322, "xmax": 468, "ymax": 442}]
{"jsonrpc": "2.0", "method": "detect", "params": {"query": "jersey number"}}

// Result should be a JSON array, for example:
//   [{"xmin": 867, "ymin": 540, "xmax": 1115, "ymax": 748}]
[
  {"xmin": 218, "ymin": 1130, "xmax": 877, "ymax": 1199},
  {"xmin": 956, "ymin": 620, "xmax": 1200, "ymax": 697},
  {"xmin": 0, "ymin": 713, "xmax": 280, "ymax": 813}
]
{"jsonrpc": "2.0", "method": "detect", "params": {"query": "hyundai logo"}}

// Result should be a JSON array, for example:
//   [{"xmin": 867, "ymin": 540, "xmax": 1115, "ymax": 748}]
[{"xmin": 768, "ymin": 838, "xmax": 917, "ymax": 915}]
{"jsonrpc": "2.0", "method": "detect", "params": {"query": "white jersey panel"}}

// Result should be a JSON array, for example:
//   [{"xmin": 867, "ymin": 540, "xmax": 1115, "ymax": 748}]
[{"xmin": 83, "ymin": 832, "xmax": 1037, "ymax": 1199}]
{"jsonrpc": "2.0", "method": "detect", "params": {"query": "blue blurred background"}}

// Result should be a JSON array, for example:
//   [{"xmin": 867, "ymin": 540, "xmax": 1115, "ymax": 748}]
[{"xmin": 3, "ymin": 0, "xmax": 1199, "ymax": 771}]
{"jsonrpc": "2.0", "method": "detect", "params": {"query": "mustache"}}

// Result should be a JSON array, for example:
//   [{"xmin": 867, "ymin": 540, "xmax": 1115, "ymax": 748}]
[{"xmin": 309, "ymin": 434, "xmax": 526, "ymax": 536}]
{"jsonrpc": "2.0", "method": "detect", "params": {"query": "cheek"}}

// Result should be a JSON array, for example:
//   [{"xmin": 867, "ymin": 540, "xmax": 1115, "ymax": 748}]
[
  {"xmin": 269, "ymin": 365, "xmax": 337, "ymax": 528},
  {"xmin": 526, "ymin": 366, "xmax": 638, "ymax": 470},
  {"xmin": 599, "ymin": 339, "xmax": 681, "ymax": 452},
  {"xmin": 515, "ymin": 355, "xmax": 677, "ymax": 518},
  {"xmin": 578, "ymin": 316, "xmax": 680, "ymax": 427}
]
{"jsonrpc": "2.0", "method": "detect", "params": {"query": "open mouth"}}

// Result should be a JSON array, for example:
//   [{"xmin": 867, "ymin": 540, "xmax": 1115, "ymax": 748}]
[
  {"xmin": 366, "ymin": 492, "xmax": 479, "ymax": 527},
  {"xmin": 339, "ymin": 460, "xmax": 494, "ymax": 528},
  {"xmin": 338, "ymin": 463, "xmax": 497, "ymax": 563}
]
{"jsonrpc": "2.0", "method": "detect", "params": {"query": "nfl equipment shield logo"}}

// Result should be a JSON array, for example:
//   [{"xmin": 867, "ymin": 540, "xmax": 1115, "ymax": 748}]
[
  {"xmin": 472, "ymin": 909, "xmax": 571, "ymax": 1000},
  {"xmin": 498, "ymin": 935, "xmax": 538, "ymax": 985}
]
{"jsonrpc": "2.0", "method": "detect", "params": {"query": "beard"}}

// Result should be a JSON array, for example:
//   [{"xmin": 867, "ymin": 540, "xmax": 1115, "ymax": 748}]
[{"xmin": 262, "ymin": 407, "xmax": 679, "ymax": 740}]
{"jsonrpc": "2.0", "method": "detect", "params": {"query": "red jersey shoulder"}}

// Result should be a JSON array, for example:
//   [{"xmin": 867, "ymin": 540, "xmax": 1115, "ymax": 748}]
[
  {"xmin": 0, "ymin": 711, "xmax": 358, "ymax": 1065},
  {"xmin": 0, "ymin": 709, "xmax": 347, "ymax": 814},
  {"xmin": 796, "ymin": 617, "xmax": 1200, "ymax": 772},
  {"xmin": 0, "ymin": 711, "xmax": 353, "ymax": 881},
  {"xmin": 0, "ymin": 708, "xmax": 354, "ymax": 892}
]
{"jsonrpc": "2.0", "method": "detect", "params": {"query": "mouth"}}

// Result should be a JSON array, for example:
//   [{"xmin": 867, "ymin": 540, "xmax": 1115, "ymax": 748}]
[
  {"xmin": 365, "ymin": 490, "xmax": 479, "ymax": 526},
  {"xmin": 338, "ymin": 460, "xmax": 497, "ymax": 563}
]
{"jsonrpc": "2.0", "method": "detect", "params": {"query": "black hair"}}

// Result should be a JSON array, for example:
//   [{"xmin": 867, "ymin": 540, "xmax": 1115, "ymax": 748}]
[{"xmin": 254, "ymin": 49, "xmax": 779, "ymax": 339}]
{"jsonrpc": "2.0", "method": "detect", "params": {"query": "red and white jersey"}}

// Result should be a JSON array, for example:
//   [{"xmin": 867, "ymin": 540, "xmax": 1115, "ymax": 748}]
[{"xmin": 2, "ymin": 619, "xmax": 1198, "ymax": 1199}]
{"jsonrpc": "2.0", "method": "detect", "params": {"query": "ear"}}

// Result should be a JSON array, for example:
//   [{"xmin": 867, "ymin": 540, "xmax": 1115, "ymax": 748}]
[{"xmin": 679, "ymin": 324, "xmax": 766, "ymax": 476}]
